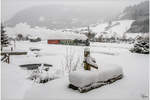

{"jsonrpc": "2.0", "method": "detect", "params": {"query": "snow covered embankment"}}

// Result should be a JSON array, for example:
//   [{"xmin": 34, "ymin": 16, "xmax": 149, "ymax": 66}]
[{"xmin": 69, "ymin": 64, "xmax": 123, "ymax": 92}]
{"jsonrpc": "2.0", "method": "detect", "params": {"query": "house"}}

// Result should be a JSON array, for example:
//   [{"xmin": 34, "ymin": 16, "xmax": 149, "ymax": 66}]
[{"xmin": 28, "ymin": 35, "xmax": 41, "ymax": 42}]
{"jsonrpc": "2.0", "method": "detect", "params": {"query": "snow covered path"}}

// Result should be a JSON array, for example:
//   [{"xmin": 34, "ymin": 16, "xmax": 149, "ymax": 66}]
[
  {"xmin": 1, "ymin": 63, "xmax": 33, "ymax": 100},
  {"xmin": 1, "ymin": 41, "xmax": 149, "ymax": 100}
]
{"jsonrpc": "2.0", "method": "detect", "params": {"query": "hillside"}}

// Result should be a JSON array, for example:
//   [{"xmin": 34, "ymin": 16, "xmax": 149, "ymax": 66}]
[
  {"xmin": 6, "ymin": 4, "xmax": 118, "ymax": 29},
  {"xmin": 92, "ymin": 20, "xmax": 133, "ymax": 34},
  {"xmin": 119, "ymin": 1, "xmax": 149, "ymax": 33},
  {"xmin": 88, "ymin": 20, "xmax": 134, "ymax": 38}
]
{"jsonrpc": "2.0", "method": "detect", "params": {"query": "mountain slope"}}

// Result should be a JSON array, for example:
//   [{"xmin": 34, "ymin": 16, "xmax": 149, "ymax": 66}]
[
  {"xmin": 119, "ymin": 1, "xmax": 149, "ymax": 33},
  {"xmin": 6, "ymin": 5, "xmax": 117, "ymax": 29},
  {"xmin": 91, "ymin": 20, "xmax": 134, "ymax": 38}
]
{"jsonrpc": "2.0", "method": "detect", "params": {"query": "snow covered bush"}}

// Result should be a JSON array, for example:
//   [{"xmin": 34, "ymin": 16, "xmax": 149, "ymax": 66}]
[
  {"xmin": 34, "ymin": 70, "xmax": 50, "ymax": 83},
  {"xmin": 28, "ymin": 69, "xmax": 40, "ymax": 80},
  {"xmin": 130, "ymin": 37, "xmax": 149, "ymax": 54},
  {"xmin": 27, "ymin": 64, "xmax": 63, "ymax": 83},
  {"xmin": 27, "ymin": 65, "xmax": 53, "ymax": 83},
  {"xmin": 27, "ymin": 68, "xmax": 50, "ymax": 83}
]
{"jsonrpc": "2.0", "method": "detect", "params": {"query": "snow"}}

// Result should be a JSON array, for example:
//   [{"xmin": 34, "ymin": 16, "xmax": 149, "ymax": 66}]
[
  {"xmin": 39, "ymin": 16, "xmax": 45, "ymax": 22},
  {"xmin": 109, "ymin": 20, "xmax": 134, "ymax": 35},
  {"xmin": 84, "ymin": 55, "xmax": 98, "ymax": 68},
  {"xmin": 93, "ymin": 20, "xmax": 135, "ymax": 38},
  {"xmin": 69, "ymin": 64, "xmax": 123, "ymax": 88},
  {"xmin": 44, "ymin": 31, "xmax": 87, "ymax": 40},
  {"xmin": 1, "ymin": 41, "xmax": 149, "ymax": 100},
  {"xmin": 1, "ymin": 63, "xmax": 33, "ymax": 100},
  {"xmin": 126, "ymin": 33, "xmax": 149, "ymax": 39},
  {"xmin": 91, "ymin": 23, "xmax": 108, "ymax": 33}
]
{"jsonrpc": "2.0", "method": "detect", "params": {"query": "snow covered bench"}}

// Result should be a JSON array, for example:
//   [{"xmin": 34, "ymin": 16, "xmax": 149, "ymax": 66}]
[{"xmin": 69, "ymin": 64, "xmax": 123, "ymax": 93}]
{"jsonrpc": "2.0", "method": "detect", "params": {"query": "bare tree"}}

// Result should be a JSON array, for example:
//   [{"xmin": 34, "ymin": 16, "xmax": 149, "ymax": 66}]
[{"xmin": 63, "ymin": 46, "xmax": 83, "ymax": 73}]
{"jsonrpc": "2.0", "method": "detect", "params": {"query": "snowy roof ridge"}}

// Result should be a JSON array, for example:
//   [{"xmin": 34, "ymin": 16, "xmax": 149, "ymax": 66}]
[{"xmin": 46, "ymin": 31, "xmax": 88, "ymax": 40}]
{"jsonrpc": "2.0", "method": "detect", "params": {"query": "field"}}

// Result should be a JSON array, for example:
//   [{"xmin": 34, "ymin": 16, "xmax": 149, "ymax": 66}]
[{"xmin": 1, "ymin": 41, "xmax": 149, "ymax": 100}]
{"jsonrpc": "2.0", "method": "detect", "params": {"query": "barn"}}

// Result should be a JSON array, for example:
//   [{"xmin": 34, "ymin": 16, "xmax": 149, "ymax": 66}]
[
  {"xmin": 47, "ymin": 32, "xmax": 87, "ymax": 45},
  {"xmin": 47, "ymin": 40, "xmax": 60, "ymax": 44}
]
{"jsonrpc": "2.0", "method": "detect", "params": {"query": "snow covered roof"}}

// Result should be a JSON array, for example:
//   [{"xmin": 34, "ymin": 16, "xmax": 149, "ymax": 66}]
[
  {"xmin": 45, "ymin": 31, "xmax": 88, "ymax": 40},
  {"xmin": 28, "ymin": 35, "xmax": 39, "ymax": 39}
]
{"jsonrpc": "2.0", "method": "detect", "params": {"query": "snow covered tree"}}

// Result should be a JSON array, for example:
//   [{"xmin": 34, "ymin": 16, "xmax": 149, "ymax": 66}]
[
  {"xmin": 130, "ymin": 37, "xmax": 149, "ymax": 54},
  {"xmin": 97, "ymin": 35, "xmax": 103, "ymax": 42},
  {"xmin": 1, "ymin": 23, "xmax": 9, "ymax": 51},
  {"xmin": 16, "ymin": 34, "xmax": 23, "ymax": 40}
]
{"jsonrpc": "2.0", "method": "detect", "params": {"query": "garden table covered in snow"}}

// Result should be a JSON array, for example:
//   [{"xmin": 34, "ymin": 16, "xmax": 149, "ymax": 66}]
[{"xmin": 69, "ymin": 64, "xmax": 123, "ymax": 93}]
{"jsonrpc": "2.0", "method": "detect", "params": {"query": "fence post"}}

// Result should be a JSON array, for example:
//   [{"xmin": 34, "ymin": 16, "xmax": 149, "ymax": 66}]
[
  {"xmin": 5, "ymin": 54, "xmax": 10, "ymax": 64},
  {"xmin": 8, "ymin": 54, "xmax": 10, "ymax": 64}
]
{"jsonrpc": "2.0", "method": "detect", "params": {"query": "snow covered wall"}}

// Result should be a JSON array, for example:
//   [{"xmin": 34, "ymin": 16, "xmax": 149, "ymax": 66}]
[{"xmin": 69, "ymin": 64, "xmax": 123, "ymax": 88}]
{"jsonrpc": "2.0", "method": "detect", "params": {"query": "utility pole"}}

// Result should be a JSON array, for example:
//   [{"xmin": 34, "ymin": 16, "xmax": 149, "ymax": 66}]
[
  {"xmin": 87, "ymin": 26, "xmax": 91, "ymax": 41},
  {"xmin": 14, "ymin": 39, "xmax": 16, "ymax": 50},
  {"xmin": 85, "ymin": 26, "xmax": 90, "ymax": 46},
  {"xmin": 84, "ymin": 26, "xmax": 98, "ymax": 70}
]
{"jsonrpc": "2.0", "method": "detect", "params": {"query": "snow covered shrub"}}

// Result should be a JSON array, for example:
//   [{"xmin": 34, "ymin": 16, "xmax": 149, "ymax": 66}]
[
  {"xmin": 130, "ymin": 37, "xmax": 149, "ymax": 54},
  {"xmin": 27, "ymin": 69, "xmax": 40, "ymax": 80},
  {"xmin": 27, "ymin": 65, "xmax": 55, "ymax": 83},
  {"xmin": 27, "ymin": 64, "xmax": 64, "ymax": 83},
  {"xmin": 34, "ymin": 70, "xmax": 50, "ymax": 83},
  {"xmin": 27, "ymin": 69, "xmax": 50, "ymax": 83}
]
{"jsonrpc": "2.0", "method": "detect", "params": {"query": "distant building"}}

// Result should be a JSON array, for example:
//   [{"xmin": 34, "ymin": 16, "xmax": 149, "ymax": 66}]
[
  {"xmin": 28, "ymin": 36, "xmax": 41, "ymax": 42},
  {"xmin": 47, "ymin": 32, "xmax": 87, "ymax": 45},
  {"xmin": 47, "ymin": 40, "xmax": 59, "ymax": 44}
]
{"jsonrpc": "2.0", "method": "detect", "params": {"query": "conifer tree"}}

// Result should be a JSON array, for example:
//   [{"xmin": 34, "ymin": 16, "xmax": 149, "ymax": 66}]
[{"xmin": 1, "ymin": 23, "xmax": 9, "ymax": 51}]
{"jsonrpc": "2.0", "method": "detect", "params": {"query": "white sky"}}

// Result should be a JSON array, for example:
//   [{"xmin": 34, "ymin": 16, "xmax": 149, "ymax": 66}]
[{"xmin": 2, "ymin": 0, "xmax": 146, "ymax": 21}]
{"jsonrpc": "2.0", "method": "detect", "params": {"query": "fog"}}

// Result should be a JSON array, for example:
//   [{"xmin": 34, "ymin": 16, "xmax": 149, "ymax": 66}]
[{"xmin": 2, "ymin": 0, "xmax": 146, "ymax": 21}]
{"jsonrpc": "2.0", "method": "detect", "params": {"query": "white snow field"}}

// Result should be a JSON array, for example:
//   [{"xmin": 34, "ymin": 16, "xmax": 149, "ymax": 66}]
[
  {"xmin": 92, "ymin": 20, "xmax": 135, "ymax": 38},
  {"xmin": 1, "ymin": 41, "xmax": 149, "ymax": 100},
  {"xmin": 93, "ymin": 20, "xmax": 134, "ymax": 33}
]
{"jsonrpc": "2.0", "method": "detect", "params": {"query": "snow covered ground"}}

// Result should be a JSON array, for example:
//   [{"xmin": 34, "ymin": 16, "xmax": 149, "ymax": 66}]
[
  {"xmin": 1, "ymin": 41, "xmax": 149, "ymax": 100},
  {"xmin": 90, "ymin": 20, "xmax": 147, "ymax": 40},
  {"xmin": 92, "ymin": 20, "xmax": 134, "ymax": 36}
]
